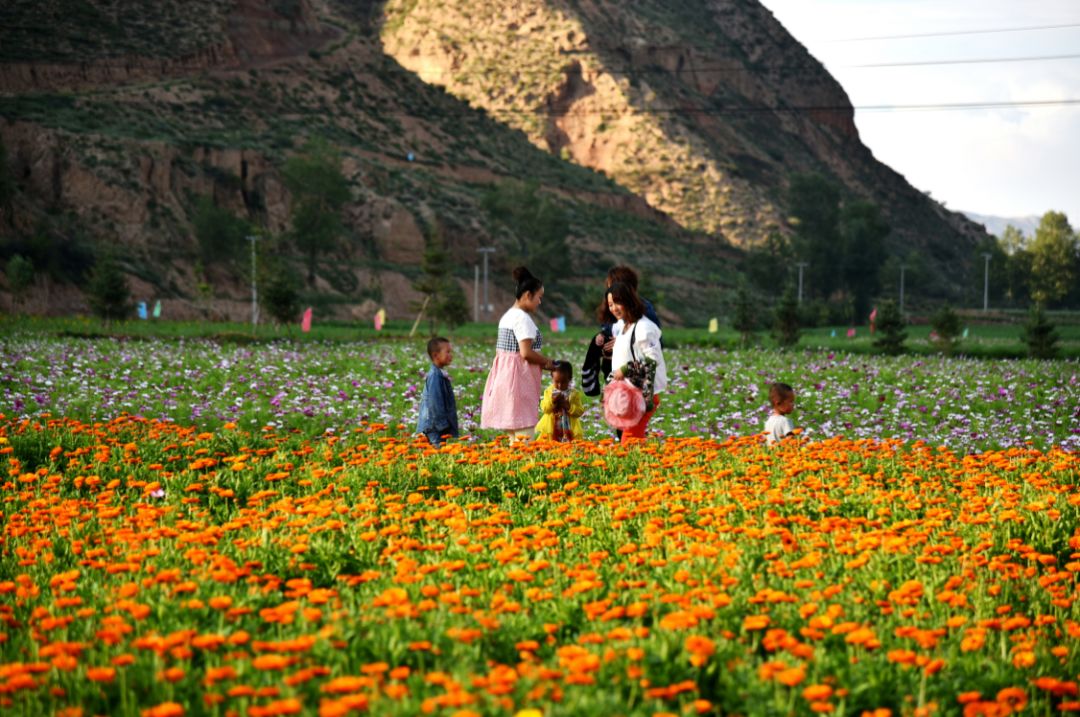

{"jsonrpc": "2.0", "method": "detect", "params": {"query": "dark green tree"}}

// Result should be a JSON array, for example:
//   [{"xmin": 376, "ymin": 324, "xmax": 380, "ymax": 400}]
[
  {"xmin": 262, "ymin": 264, "xmax": 301, "ymax": 326},
  {"xmin": 787, "ymin": 174, "xmax": 841, "ymax": 300},
  {"xmin": 731, "ymin": 282, "xmax": 756, "ymax": 346},
  {"xmin": 930, "ymin": 305, "xmax": 962, "ymax": 355},
  {"xmin": 6, "ymin": 254, "xmax": 34, "ymax": 312},
  {"xmin": 999, "ymin": 224, "xmax": 1028, "ymax": 255},
  {"xmin": 192, "ymin": 196, "xmax": 251, "ymax": 265},
  {"xmin": 772, "ymin": 285, "xmax": 800, "ymax": 348},
  {"xmin": 282, "ymin": 139, "xmax": 350, "ymax": 285},
  {"xmin": 437, "ymin": 280, "xmax": 470, "ymax": 331},
  {"xmin": 838, "ymin": 200, "xmax": 889, "ymax": 319},
  {"xmin": 743, "ymin": 231, "xmax": 791, "ymax": 293},
  {"xmin": 86, "ymin": 253, "xmax": 131, "ymax": 324},
  {"xmin": 481, "ymin": 180, "xmax": 569, "ymax": 287},
  {"xmin": 0, "ymin": 137, "xmax": 14, "ymax": 213},
  {"xmin": 1028, "ymin": 211, "xmax": 1077, "ymax": 305},
  {"xmin": 412, "ymin": 227, "xmax": 468, "ymax": 334},
  {"xmin": 1022, "ymin": 304, "xmax": 1059, "ymax": 359},
  {"xmin": 871, "ymin": 299, "xmax": 906, "ymax": 355}
]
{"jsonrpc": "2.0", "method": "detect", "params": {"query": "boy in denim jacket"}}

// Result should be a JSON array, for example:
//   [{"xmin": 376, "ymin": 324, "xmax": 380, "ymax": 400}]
[{"xmin": 417, "ymin": 337, "xmax": 459, "ymax": 447}]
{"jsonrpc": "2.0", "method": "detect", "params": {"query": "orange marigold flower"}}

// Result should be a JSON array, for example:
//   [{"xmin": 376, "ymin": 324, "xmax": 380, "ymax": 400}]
[
  {"xmin": 996, "ymin": 687, "xmax": 1027, "ymax": 711},
  {"xmin": 321, "ymin": 676, "xmax": 373, "ymax": 694},
  {"xmin": 248, "ymin": 697, "xmax": 302, "ymax": 717},
  {"xmin": 159, "ymin": 667, "xmax": 184, "ymax": 683},
  {"xmin": 776, "ymin": 665, "xmax": 806, "ymax": 687},
  {"xmin": 743, "ymin": 614, "xmax": 771, "ymax": 631},
  {"xmin": 684, "ymin": 635, "xmax": 716, "ymax": 667},
  {"xmin": 86, "ymin": 666, "xmax": 116, "ymax": 683},
  {"xmin": 1011, "ymin": 651, "xmax": 1035, "ymax": 669},
  {"xmin": 204, "ymin": 666, "xmax": 237, "ymax": 685},
  {"xmin": 141, "ymin": 702, "xmax": 184, "ymax": 717},
  {"xmin": 252, "ymin": 654, "xmax": 293, "ymax": 671},
  {"xmin": 923, "ymin": 658, "xmax": 946, "ymax": 676},
  {"xmin": 803, "ymin": 685, "xmax": 834, "ymax": 701}
]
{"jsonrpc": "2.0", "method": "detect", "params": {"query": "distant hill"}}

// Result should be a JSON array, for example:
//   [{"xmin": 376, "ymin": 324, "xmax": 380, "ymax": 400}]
[
  {"xmin": 962, "ymin": 211, "xmax": 1041, "ymax": 239},
  {"xmin": 0, "ymin": 0, "xmax": 988, "ymax": 324}
]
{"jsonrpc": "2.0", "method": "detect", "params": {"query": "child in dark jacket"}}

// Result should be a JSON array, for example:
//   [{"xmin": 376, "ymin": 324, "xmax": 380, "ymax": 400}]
[{"xmin": 416, "ymin": 337, "xmax": 459, "ymax": 447}]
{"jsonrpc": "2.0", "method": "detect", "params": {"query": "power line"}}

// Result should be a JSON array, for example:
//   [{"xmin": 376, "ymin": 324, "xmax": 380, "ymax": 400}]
[
  {"xmin": 392, "ymin": 51, "xmax": 1080, "ymax": 82},
  {"xmin": 855, "ymin": 98, "xmax": 1080, "ymax": 112},
  {"xmin": 827, "ymin": 22, "xmax": 1080, "ymax": 43},
  {"xmin": 466, "ymin": 98, "xmax": 1080, "ymax": 118},
  {"xmin": 849, "ymin": 52, "xmax": 1080, "ymax": 68}
]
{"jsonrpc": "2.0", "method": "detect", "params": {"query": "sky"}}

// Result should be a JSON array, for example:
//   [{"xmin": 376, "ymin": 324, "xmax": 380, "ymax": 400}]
[{"xmin": 756, "ymin": 0, "xmax": 1080, "ymax": 231}]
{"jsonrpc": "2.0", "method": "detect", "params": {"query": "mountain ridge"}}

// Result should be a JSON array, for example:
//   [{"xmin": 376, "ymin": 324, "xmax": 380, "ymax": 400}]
[{"xmin": 0, "ymin": 0, "xmax": 987, "ymax": 323}]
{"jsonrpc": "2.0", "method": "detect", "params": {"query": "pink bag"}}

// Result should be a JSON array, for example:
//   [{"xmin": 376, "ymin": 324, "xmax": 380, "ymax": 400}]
[{"xmin": 603, "ymin": 379, "xmax": 646, "ymax": 429}]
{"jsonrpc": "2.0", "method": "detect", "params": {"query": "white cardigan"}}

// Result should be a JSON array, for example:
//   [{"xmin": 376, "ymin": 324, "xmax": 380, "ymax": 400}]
[{"xmin": 611, "ymin": 317, "xmax": 668, "ymax": 394}]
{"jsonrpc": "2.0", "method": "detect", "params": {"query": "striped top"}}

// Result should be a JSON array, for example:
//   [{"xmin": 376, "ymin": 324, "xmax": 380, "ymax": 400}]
[{"xmin": 495, "ymin": 308, "xmax": 543, "ymax": 353}]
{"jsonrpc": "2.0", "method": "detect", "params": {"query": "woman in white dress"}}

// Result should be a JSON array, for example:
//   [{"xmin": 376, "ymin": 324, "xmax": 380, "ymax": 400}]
[{"xmin": 607, "ymin": 281, "xmax": 667, "ymax": 441}]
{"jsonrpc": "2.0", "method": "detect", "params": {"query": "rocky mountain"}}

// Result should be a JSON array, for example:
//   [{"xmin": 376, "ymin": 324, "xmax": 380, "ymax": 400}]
[
  {"xmin": 963, "ymin": 211, "xmax": 1040, "ymax": 240},
  {"xmin": 0, "ymin": 0, "xmax": 986, "ymax": 324}
]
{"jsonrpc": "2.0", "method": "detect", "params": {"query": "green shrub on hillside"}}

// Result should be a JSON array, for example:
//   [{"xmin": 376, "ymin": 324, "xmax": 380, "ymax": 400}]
[
  {"xmin": 772, "ymin": 285, "xmax": 800, "ymax": 348},
  {"xmin": 87, "ymin": 253, "xmax": 131, "ymax": 324},
  {"xmin": 872, "ymin": 300, "xmax": 906, "ymax": 355},
  {"xmin": 1023, "ymin": 304, "xmax": 1060, "ymax": 359},
  {"xmin": 930, "ymin": 305, "xmax": 962, "ymax": 356}
]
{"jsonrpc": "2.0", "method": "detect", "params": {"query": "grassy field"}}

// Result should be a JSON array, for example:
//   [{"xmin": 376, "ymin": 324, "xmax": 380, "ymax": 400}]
[{"xmin": 4, "ymin": 314, "xmax": 1080, "ymax": 359}]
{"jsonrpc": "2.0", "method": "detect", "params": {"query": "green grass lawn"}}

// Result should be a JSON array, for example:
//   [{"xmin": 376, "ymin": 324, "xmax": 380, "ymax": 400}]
[{"xmin": 3, "ymin": 313, "xmax": 1080, "ymax": 359}]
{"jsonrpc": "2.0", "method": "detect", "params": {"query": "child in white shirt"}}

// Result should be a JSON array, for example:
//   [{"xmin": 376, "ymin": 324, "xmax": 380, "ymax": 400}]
[{"xmin": 764, "ymin": 382, "xmax": 796, "ymax": 446}]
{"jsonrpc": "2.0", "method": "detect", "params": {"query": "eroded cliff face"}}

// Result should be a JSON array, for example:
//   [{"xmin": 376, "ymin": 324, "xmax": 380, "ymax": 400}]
[
  {"xmin": 378, "ymin": 0, "xmax": 855, "ymax": 245},
  {"xmin": 377, "ymin": 0, "xmax": 982, "ymax": 255}
]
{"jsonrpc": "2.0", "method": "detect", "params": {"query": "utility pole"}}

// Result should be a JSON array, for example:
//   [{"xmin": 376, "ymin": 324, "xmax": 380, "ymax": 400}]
[
  {"xmin": 795, "ymin": 262, "xmax": 808, "ymax": 304},
  {"xmin": 473, "ymin": 264, "xmax": 480, "ymax": 323},
  {"xmin": 247, "ymin": 235, "xmax": 260, "ymax": 332},
  {"xmin": 899, "ymin": 264, "xmax": 907, "ymax": 314},
  {"xmin": 477, "ymin": 247, "xmax": 496, "ymax": 318},
  {"xmin": 982, "ymin": 253, "xmax": 992, "ymax": 312}
]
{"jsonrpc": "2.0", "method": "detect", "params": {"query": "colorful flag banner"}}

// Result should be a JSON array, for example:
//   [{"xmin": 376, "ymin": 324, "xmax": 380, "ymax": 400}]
[
  {"xmin": 846, "ymin": 328, "xmax": 856, "ymax": 338},
  {"xmin": 557, "ymin": 316, "xmax": 566, "ymax": 332},
  {"xmin": 301, "ymin": 307, "xmax": 313, "ymax": 333},
  {"xmin": 137, "ymin": 302, "xmax": 147, "ymax": 320},
  {"xmin": 708, "ymin": 317, "xmax": 718, "ymax": 333},
  {"xmin": 374, "ymin": 308, "xmax": 386, "ymax": 331},
  {"xmin": 830, "ymin": 329, "xmax": 836, "ymax": 338},
  {"xmin": 549, "ymin": 317, "xmax": 562, "ymax": 332},
  {"xmin": 153, "ymin": 300, "xmax": 161, "ymax": 319}
]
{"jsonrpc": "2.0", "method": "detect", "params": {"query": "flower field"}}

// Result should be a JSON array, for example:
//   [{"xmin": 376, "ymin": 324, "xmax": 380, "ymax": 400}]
[
  {"xmin": 2, "ymin": 335, "xmax": 1079, "ymax": 716},
  {"xmin": 2, "ymin": 415, "xmax": 1080, "ymax": 716},
  {"xmin": 1, "ymin": 336, "xmax": 1078, "ymax": 452}
]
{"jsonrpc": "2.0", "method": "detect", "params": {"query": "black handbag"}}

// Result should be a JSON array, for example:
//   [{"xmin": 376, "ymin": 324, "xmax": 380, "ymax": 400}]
[{"xmin": 581, "ymin": 339, "xmax": 603, "ymax": 397}]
